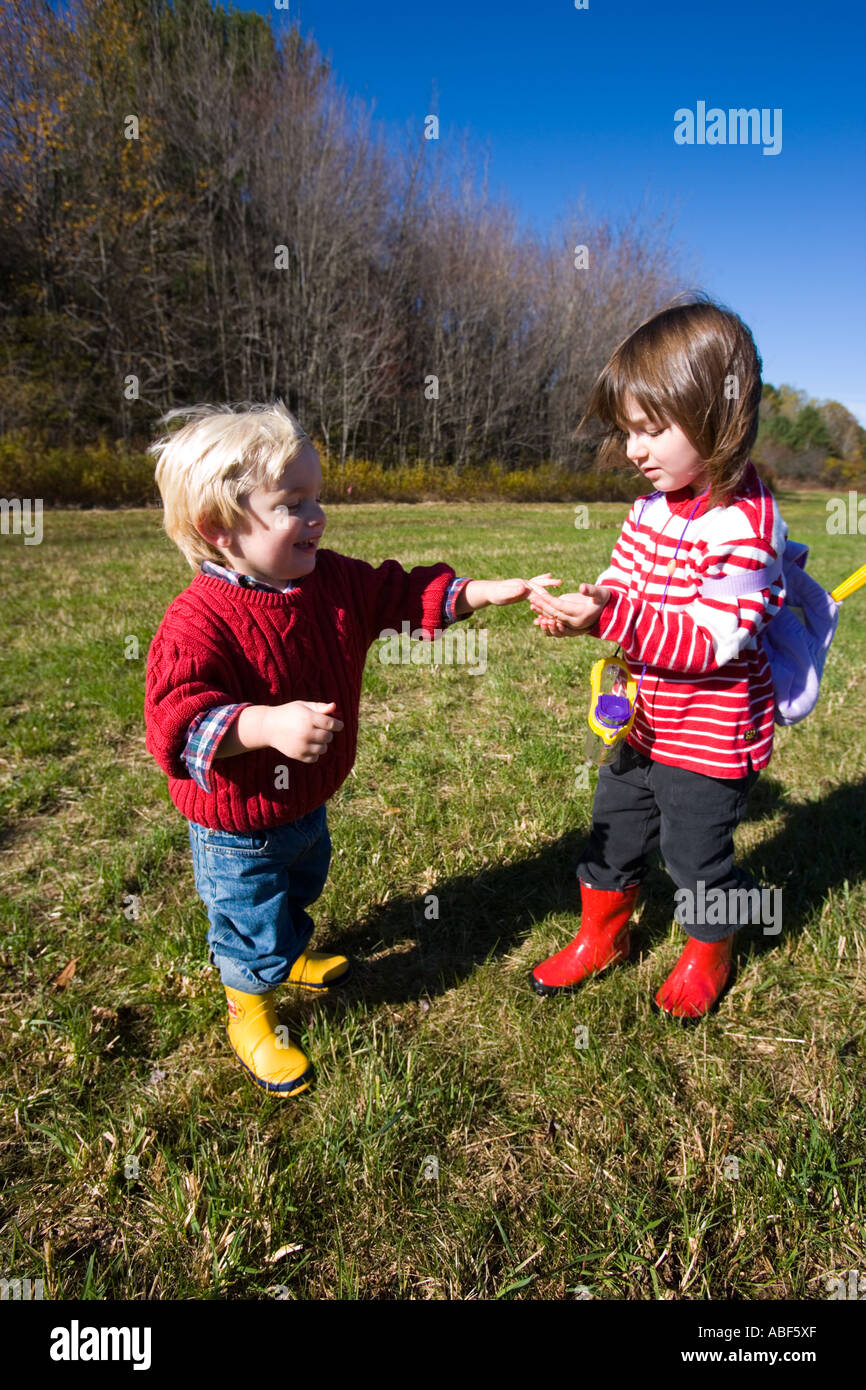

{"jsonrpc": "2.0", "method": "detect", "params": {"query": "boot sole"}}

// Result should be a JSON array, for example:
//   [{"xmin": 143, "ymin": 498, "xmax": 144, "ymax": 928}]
[
  {"xmin": 229, "ymin": 1043, "xmax": 314, "ymax": 1096},
  {"xmin": 530, "ymin": 953, "xmax": 629, "ymax": 996},
  {"xmin": 650, "ymin": 965, "xmax": 735, "ymax": 1025},
  {"xmin": 651, "ymin": 995, "xmax": 705, "ymax": 1026}
]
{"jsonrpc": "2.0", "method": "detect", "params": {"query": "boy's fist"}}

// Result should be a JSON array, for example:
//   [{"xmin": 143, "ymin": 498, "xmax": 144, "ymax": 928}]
[{"xmin": 262, "ymin": 700, "xmax": 344, "ymax": 763}]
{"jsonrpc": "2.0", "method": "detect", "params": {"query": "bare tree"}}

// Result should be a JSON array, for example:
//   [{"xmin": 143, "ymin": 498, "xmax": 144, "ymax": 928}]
[{"xmin": 0, "ymin": 0, "xmax": 685, "ymax": 474}]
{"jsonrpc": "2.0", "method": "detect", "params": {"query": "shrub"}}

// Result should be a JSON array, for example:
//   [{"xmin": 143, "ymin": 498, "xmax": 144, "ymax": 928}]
[{"xmin": 0, "ymin": 435, "xmax": 644, "ymax": 507}]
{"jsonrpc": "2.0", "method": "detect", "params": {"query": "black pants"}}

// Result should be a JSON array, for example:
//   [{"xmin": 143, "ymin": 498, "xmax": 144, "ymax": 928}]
[{"xmin": 576, "ymin": 743, "xmax": 760, "ymax": 943}]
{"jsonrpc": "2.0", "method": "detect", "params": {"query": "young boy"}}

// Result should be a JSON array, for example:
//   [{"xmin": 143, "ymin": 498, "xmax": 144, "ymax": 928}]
[{"xmin": 144, "ymin": 401, "xmax": 558, "ymax": 1096}]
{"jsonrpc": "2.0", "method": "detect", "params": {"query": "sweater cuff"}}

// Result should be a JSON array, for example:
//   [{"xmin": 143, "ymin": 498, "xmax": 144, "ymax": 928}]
[
  {"xmin": 182, "ymin": 703, "xmax": 251, "ymax": 793},
  {"xmin": 420, "ymin": 567, "xmax": 457, "ymax": 637}
]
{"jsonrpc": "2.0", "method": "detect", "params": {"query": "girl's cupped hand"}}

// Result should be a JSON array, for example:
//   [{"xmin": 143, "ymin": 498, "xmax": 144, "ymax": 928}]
[{"xmin": 529, "ymin": 582, "xmax": 612, "ymax": 636}]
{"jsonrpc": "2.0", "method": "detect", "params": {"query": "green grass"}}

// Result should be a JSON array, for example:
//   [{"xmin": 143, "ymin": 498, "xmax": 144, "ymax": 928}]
[{"xmin": 1, "ymin": 496, "xmax": 864, "ymax": 1300}]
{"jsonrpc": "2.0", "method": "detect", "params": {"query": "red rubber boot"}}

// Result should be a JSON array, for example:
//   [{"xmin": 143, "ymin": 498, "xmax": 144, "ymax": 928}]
[
  {"xmin": 653, "ymin": 931, "xmax": 736, "ymax": 1021},
  {"xmin": 531, "ymin": 882, "xmax": 640, "ymax": 995}
]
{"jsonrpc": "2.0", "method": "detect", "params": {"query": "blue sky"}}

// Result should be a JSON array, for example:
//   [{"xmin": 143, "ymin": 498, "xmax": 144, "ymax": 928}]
[{"xmin": 252, "ymin": 0, "xmax": 866, "ymax": 425}]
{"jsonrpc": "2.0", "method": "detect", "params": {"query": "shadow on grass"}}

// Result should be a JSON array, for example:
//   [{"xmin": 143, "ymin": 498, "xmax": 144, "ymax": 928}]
[
  {"xmin": 740, "ymin": 774, "xmax": 866, "ymax": 956},
  {"xmin": 309, "ymin": 774, "xmax": 866, "ymax": 1009}
]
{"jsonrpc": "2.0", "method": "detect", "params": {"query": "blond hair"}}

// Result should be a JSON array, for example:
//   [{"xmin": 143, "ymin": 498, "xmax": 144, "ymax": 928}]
[
  {"xmin": 579, "ymin": 294, "xmax": 763, "ymax": 507},
  {"xmin": 149, "ymin": 400, "xmax": 311, "ymax": 569}
]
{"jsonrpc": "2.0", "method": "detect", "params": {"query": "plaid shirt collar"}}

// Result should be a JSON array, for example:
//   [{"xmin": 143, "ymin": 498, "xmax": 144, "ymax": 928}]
[{"xmin": 200, "ymin": 559, "xmax": 302, "ymax": 595}]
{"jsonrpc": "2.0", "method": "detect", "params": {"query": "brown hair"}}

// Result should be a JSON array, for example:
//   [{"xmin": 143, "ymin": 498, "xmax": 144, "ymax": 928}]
[{"xmin": 579, "ymin": 294, "xmax": 763, "ymax": 506}]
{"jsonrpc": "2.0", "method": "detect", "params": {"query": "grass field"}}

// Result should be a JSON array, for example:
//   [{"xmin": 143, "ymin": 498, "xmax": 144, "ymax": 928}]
[{"xmin": 1, "ymin": 495, "xmax": 864, "ymax": 1301}]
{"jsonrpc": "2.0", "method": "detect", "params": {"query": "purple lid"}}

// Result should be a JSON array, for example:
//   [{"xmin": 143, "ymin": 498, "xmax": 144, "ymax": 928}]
[{"xmin": 596, "ymin": 693, "xmax": 630, "ymax": 729}]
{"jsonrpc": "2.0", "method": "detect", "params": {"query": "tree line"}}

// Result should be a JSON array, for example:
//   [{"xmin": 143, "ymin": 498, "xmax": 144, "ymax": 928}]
[
  {"xmin": 755, "ymin": 386, "xmax": 864, "ymax": 486},
  {"xmin": 1, "ymin": 0, "xmax": 860, "ymax": 486},
  {"xmin": 0, "ymin": 0, "xmax": 683, "ymax": 473}
]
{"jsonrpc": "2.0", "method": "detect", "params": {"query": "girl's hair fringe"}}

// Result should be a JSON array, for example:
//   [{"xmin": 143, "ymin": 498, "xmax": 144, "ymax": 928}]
[{"xmin": 578, "ymin": 291, "xmax": 763, "ymax": 507}]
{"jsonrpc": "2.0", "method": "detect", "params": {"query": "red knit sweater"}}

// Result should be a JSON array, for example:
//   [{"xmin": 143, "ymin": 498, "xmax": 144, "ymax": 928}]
[{"xmin": 144, "ymin": 548, "xmax": 454, "ymax": 831}]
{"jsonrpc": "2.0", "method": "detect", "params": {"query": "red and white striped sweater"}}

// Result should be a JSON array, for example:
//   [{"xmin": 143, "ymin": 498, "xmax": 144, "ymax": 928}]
[{"xmin": 590, "ymin": 462, "xmax": 786, "ymax": 778}]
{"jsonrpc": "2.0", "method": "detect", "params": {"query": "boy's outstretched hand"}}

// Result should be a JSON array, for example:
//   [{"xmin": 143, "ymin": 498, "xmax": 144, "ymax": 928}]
[
  {"xmin": 456, "ymin": 573, "xmax": 562, "ymax": 613},
  {"xmin": 529, "ymin": 582, "xmax": 612, "ymax": 636}
]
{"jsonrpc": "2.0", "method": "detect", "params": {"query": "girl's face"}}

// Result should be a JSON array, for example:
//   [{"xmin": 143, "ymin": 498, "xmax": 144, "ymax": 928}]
[
  {"xmin": 620, "ymin": 393, "xmax": 709, "ymax": 495},
  {"xmin": 208, "ymin": 442, "xmax": 326, "ymax": 588}
]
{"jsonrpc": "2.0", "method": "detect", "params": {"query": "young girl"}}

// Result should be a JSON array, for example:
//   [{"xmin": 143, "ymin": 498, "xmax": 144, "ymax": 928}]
[{"xmin": 527, "ymin": 296, "xmax": 787, "ymax": 1020}]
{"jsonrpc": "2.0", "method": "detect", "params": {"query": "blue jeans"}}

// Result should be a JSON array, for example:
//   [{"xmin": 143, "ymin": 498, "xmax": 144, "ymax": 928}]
[{"xmin": 187, "ymin": 806, "xmax": 331, "ymax": 994}]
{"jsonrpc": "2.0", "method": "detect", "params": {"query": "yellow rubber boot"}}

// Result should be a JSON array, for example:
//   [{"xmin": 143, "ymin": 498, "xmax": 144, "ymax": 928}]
[
  {"xmin": 224, "ymin": 986, "xmax": 313, "ymax": 1095},
  {"xmin": 287, "ymin": 950, "xmax": 351, "ymax": 992}
]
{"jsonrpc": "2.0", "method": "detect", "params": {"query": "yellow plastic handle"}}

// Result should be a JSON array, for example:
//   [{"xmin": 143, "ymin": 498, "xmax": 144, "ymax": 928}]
[
  {"xmin": 830, "ymin": 563, "xmax": 866, "ymax": 603},
  {"xmin": 587, "ymin": 658, "xmax": 637, "ymax": 746}
]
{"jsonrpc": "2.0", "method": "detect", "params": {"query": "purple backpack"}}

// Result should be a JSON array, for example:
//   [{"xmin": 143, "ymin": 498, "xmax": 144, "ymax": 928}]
[{"xmin": 700, "ymin": 541, "xmax": 839, "ymax": 726}]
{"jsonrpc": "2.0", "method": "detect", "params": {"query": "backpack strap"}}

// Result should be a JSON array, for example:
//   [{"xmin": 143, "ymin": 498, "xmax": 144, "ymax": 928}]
[
  {"xmin": 699, "ymin": 539, "xmax": 805, "ymax": 601},
  {"xmin": 700, "ymin": 555, "xmax": 784, "ymax": 600}
]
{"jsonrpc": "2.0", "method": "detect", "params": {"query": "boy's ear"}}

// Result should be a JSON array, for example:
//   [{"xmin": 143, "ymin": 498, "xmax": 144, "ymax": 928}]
[{"xmin": 195, "ymin": 514, "xmax": 231, "ymax": 549}]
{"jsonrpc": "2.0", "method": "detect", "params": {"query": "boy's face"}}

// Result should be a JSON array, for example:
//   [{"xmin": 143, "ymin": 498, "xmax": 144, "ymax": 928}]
[
  {"xmin": 206, "ymin": 442, "xmax": 326, "ymax": 588},
  {"xmin": 621, "ymin": 393, "xmax": 709, "ymax": 495}
]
